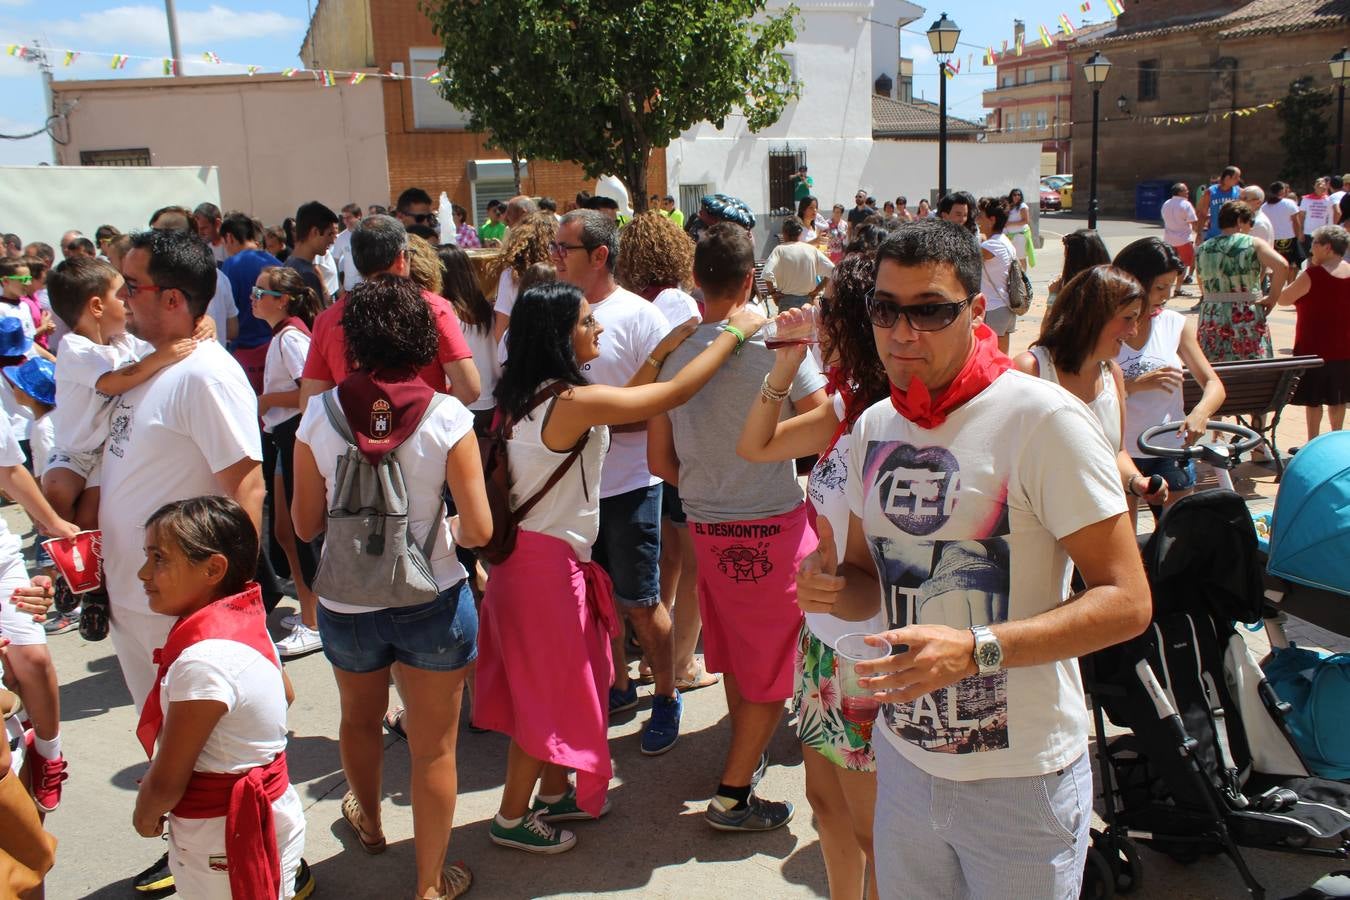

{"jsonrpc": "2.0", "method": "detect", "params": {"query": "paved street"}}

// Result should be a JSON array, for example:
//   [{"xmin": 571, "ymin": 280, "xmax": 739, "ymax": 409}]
[{"xmin": 23, "ymin": 214, "xmax": 1350, "ymax": 899}]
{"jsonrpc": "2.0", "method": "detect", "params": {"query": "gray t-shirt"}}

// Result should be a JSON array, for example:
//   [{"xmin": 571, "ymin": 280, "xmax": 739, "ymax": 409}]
[
  {"xmin": 285, "ymin": 255, "xmax": 329, "ymax": 305},
  {"xmin": 659, "ymin": 321, "xmax": 827, "ymax": 523}
]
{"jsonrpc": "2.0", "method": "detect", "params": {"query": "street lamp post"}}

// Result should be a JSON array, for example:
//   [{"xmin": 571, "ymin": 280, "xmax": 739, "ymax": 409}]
[
  {"xmin": 1082, "ymin": 51, "xmax": 1112, "ymax": 230},
  {"xmin": 1331, "ymin": 48, "xmax": 1349, "ymax": 172},
  {"xmin": 927, "ymin": 13, "xmax": 961, "ymax": 199}
]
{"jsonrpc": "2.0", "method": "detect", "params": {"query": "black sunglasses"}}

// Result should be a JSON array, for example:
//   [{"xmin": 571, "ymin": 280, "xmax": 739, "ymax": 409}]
[{"xmin": 865, "ymin": 290, "xmax": 976, "ymax": 332}]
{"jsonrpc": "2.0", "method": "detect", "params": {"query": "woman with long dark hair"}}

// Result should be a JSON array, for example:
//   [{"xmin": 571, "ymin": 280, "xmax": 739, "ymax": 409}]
[
  {"xmin": 438, "ymin": 244, "xmax": 499, "ymax": 434},
  {"xmin": 1005, "ymin": 188, "xmax": 1034, "ymax": 270},
  {"xmin": 1014, "ymin": 265, "xmax": 1164, "ymax": 509},
  {"xmin": 474, "ymin": 281, "xmax": 763, "ymax": 854},
  {"xmin": 735, "ymin": 255, "xmax": 889, "ymax": 900},
  {"xmin": 291, "ymin": 273, "xmax": 493, "ymax": 899},
  {"xmin": 1113, "ymin": 238, "xmax": 1226, "ymax": 520}
]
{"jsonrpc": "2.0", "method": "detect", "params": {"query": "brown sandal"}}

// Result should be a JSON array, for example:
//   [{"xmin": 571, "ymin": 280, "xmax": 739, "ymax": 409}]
[
  {"xmin": 418, "ymin": 862, "xmax": 472, "ymax": 899},
  {"xmin": 341, "ymin": 790, "xmax": 386, "ymax": 854}
]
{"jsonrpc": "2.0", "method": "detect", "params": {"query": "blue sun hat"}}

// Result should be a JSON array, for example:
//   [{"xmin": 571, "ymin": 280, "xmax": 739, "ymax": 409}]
[
  {"xmin": 701, "ymin": 193, "xmax": 756, "ymax": 230},
  {"xmin": 3, "ymin": 357, "xmax": 55, "ymax": 406},
  {"xmin": 0, "ymin": 318, "xmax": 32, "ymax": 358}
]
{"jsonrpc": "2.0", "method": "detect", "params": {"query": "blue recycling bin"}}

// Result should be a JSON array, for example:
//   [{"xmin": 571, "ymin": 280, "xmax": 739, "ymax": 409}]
[{"xmin": 1135, "ymin": 179, "xmax": 1172, "ymax": 222}]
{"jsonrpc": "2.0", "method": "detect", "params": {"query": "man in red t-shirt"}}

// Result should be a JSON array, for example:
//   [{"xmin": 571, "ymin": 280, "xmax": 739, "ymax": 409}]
[{"xmin": 299, "ymin": 215, "xmax": 480, "ymax": 408}]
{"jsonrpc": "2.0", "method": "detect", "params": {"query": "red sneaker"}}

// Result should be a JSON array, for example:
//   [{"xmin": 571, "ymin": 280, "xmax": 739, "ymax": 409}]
[{"xmin": 32, "ymin": 747, "xmax": 68, "ymax": 813}]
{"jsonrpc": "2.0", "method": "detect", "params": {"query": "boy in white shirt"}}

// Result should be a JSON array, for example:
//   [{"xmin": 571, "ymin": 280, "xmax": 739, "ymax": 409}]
[{"xmin": 42, "ymin": 257, "xmax": 195, "ymax": 531}]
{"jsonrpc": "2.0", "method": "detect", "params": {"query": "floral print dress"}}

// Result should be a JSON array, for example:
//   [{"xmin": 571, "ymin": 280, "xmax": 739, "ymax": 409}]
[{"xmin": 1195, "ymin": 232, "xmax": 1272, "ymax": 362}]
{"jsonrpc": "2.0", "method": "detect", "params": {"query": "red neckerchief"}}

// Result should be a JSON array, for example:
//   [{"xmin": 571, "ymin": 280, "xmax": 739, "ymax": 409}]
[
  {"xmin": 888, "ymin": 323, "xmax": 1011, "ymax": 429},
  {"xmin": 337, "ymin": 370, "xmax": 434, "ymax": 466},
  {"xmin": 136, "ymin": 583, "xmax": 275, "ymax": 757},
  {"xmin": 135, "ymin": 583, "xmax": 288, "ymax": 900},
  {"xmin": 270, "ymin": 315, "xmax": 311, "ymax": 338}
]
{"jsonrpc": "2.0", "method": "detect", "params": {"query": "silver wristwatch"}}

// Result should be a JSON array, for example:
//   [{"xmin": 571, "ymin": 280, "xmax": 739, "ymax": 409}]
[{"xmin": 970, "ymin": 625, "xmax": 1003, "ymax": 676}]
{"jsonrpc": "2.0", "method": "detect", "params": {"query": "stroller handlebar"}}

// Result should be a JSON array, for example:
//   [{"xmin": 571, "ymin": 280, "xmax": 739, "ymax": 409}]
[{"xmin": 1137, "ymin": 420, "xmax": 1264, "ymax": 470}]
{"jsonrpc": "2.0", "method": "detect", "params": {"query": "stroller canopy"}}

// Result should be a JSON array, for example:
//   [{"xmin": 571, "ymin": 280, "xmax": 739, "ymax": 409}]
[{"xmin": 1268, "ymin": 431, "xmax": 1350, "ymax": 596}]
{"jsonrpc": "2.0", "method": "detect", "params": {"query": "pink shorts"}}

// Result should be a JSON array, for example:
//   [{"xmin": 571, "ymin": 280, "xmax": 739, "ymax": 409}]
[{"xmin": 689, "ymin": 504, "xmax": 811, "ymax": 703}]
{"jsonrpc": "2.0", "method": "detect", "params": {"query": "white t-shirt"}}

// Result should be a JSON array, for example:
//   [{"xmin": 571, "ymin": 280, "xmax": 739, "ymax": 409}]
[
  {"xmin": 1301, "ymin": 195, "xmax": 1334, "ymax": 231},
  {"xmin": 581, "ymin": 286, "xmax": 666, "ymax": 498},
  {"xmin": 652, "ymin": 287, "xmax": 701, "ymax": 329},
  {"xmin": 806, "ymin": 392, "xmax": 885, "ymax": 647},
  {"xmin": 298, "ymin": 392, "xmax": 473, "ymax": 614},
  {"xmin": 207, "ymin": 271, "xmax": 236, "ymax": 345},
  {"xmin": 0, "ymin": 300, "xmax": 36, "ymax": 341},
  {"xmin": 315, "ymin": 250, "xmax": 340, "ymax": 298},
  {"xmin": 52, "ymin": 332, "xmax": 151, "ymax": 455},
  {"xmin": 100, "ymin": 341, "xmax": 262, "ymax": 614},
  {"xmin": 28, "ymin": 414, "xmax": 54, "ymax": 478},
  {"xmin": 341, "ymin": 249, "xmax": 363, "ymax": 293},
  {"xmin": 1263, "ymin": 197, "xmax": 1300, "ymax": 240},
  {"xmin": 1005, "ymin": 202, "xmax": 1030, "ymax": 230},
  {"xmin": 161, "ymin": 639, "xmax": 288, "ymax": 773},
  {"xmin": 493, "ymin": 269, "xmax": 520, "ymax": 319},
  {"xmin": 210, "ymin": 241, "xmax": 228, "ymax": 265},
  {"xmin": 260, "ymin": 327, "xmax": 310, "ymax": 431},
  {"xmin": 1331, "ymin": 191, "xmax": 1346, "ymax": 218},
  {"xmin": 459, "ymin": 322, "xmax": 499, "ymax": 411},
  {"xmin": 762, "ymin": 242, "xmax": 834, "ymax": 296},
  {"xmin": 331, "ymin": 229, "xmax": 353, "ymax": 275},
  {"xmin": 1250, "ymin": 209, "xmax": 1274, "ymax": 246},
  {"xmin": 1117, "ymin": 309, "xmax": 1187, "ymax": 456},
  {"xmin": 0, "ymin": 423, "xmax": 25, "ymax": 560},
  {"xmin": 509, "ymin": 394, "xmax": 610, "ymax": 561},
  {"xmin": 980, "ymin": 234, "xmax": 1016, "ymax": 311},
  {"xmin": 1161, "ymin": 197, "xmax": 1198, "ymax": 246},
  {"xmin": 847, "ymin": 371, "xmax": 1124, "ymax": 781}
]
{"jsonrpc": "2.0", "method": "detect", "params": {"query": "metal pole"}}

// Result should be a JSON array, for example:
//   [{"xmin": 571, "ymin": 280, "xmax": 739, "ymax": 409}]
[
  {"xmin": 938, "ymin": 60, "xmax": 948, "ymax": 198},
  {"xmin": 164, "ymin": 0, "xmax": 184, "ymax": 77},
  {"xmin": 1089, "ymin": 86, "xmax": 1100, "ymax": 230},
  {"xmin": 1337, "ymin": 82, "xmax": 1346, "ymax": 174}
]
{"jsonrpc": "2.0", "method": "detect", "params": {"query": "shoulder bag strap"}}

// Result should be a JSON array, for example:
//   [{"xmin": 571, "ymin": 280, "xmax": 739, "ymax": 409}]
[
  {"xmin": 509, "ymin": 382, "xmax": 591, "ymax": 525},
  {"xmin": 320, "ymin": 389, "xmax": 356, "ymax": 446}
]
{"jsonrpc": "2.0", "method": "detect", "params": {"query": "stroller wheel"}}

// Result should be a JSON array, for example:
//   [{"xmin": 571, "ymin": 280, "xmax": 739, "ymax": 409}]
[
  {"xmin": 1080, "ymin": 847, "xmax": 1117, "ymax": 900},
  {"xmin": 1092, "ymin": 830, "xmax": 1144, "ymax": 894}
]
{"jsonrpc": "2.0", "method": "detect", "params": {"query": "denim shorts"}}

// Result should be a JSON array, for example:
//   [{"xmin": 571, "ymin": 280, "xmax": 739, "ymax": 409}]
[
  {"xmin": 593, "ymin": 483, "xmax": 662, "ymax": 608},
  {"xmin": 1132, "ymin": 455, "xmax": 1198, "ymax": 491},
  {"xmin": 318, "ymin": 580, "xmax": 477, "ymax": 673},
  {"xmin": 661, "ymin": 481, "xmax": 686, "ymax": 526}
]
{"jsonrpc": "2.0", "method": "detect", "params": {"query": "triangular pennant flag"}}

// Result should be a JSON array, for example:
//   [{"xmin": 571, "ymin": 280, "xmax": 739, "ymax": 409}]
[
  {"xmin": 1038, "ymin": 24, "xmax": 1053, "ymax": 47},
  {"xmin": 350, "ymin": 72, "xmax": 367, "ymax": 85},
  {"xmin": 63, "ymin": 51, "xmax": 78, "ymax": 66},
  {"xmin": 162, "ymin": 58, "xmax": 176, "ymax": 76},
  {"xmin": 7, "ymin": 44, "xmax": 26, "ymax": 58},
  {"xmin": 1105, "ymin": 0, "xmax": 1124, "ymax": 15},
  {"xmin": 1058, "ymin": 13, "xmax": 1075, "ymax": 34},
  {"xmin": 111, "ymin": 54, "xmax": 128, "ymax": 69},
  {"xmin": 203, "ymin": 51, "xmax": 221, "ymax": 64},
  {"xmin": 1080, "ymin": 0, "xmax": 1091, "ymax": 10},
  {"xmin": 247, "ymin": 65, "xmax": 259, "ymax": 76},
  {"xmin": 425, "ymin": 70, "xmax": 443, "ymax": 83},
  {"xmin": 321, "ymin": 70, "xmax": 335, "ymax": 87},
  {"xmin": 282, "ymin": 68, "xmax": 298, "ymax": 77}
]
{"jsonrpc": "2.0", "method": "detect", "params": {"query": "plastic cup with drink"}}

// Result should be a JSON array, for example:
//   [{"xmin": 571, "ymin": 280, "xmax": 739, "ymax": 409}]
[
  {"xmin": 834, "ymin": 632, "xmax": 892, "ymax": 724},
  {"xmin": 762, "ymin": 304, "xmax": 820, "ymax": 350}
]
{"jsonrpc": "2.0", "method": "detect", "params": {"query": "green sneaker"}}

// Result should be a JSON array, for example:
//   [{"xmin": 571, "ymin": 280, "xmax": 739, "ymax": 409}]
[
  {"xmin": 490, "ymin": 810, "xmax": 577, "ymax": 854},
  {"xmin": 531, "ymin": 787, "xmax": 612, "ymax": 822}
]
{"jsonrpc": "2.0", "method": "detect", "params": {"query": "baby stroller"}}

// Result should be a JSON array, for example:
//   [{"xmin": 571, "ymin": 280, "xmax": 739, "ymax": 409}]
[{"xmin": 1082, "ymin": 490, "xmax": 1350, "ymax": 899}]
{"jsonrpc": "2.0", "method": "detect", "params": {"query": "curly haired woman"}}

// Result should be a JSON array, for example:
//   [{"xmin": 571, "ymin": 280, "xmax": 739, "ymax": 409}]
[{"xmin": 490, "ymin": 213, "xmax": 558, "ymax": 341}]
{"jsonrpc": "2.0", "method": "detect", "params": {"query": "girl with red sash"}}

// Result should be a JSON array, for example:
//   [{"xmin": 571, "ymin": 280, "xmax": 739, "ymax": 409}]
[
  {"xmin": 251, "ymin": 266, "xmax": 323, "ymax": 656},
  {"xmin": 132, "ymin": 496, "xmax": 307, "ymax": 900},
  {"xmin": 476, "ymin": 280, "xmax": 763, "ymax": 854}
]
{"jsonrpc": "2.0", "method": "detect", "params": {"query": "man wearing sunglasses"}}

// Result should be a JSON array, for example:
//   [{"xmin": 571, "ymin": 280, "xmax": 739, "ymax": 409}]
[
  {"xmin": 796, "ymin": 220, "xmax": 1150, "ymax": 899},
  {"xmin": 394, "ymin": 186, "xmax": 435, "ymax": 230}
]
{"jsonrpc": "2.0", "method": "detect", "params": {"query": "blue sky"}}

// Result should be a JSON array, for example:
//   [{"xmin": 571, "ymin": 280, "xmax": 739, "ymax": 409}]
[{"xmin": 0, "ymin": 0, "xmax": 1100, "ymax": 165}]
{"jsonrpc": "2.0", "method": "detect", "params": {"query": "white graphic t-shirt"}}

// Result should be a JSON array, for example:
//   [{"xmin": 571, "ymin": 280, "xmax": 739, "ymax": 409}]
[{"xmin": 846, "ymin": 371, "xmax": 1125, "ymax": 781}]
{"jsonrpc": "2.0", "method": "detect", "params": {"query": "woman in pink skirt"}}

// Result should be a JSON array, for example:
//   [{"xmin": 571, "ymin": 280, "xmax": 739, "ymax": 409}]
[{"xmin": 475, "ymin": 281, "xmax": 764, "ymax": 854}]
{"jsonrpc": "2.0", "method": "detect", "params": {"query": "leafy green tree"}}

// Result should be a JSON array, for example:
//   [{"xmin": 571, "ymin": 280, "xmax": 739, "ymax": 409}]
[
  {"xmin": 422, "ymin": 0, "xmax": 799, "ymax": 213},
  {"xmin": 1277, "ymin": 77, "xmax": 1330, "ymax": 188}
]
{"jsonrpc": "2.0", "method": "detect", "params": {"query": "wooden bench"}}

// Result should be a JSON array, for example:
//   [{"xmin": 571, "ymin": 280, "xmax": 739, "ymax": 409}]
[{"xmin": 1181, "ymin": 354, "xmax": 1323, "ymax": 480}]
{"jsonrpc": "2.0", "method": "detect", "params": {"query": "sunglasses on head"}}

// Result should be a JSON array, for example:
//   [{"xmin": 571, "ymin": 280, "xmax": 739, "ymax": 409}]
[{"xmin": 865, "ymin": 290, "xmax": 976, "ymax": 332}]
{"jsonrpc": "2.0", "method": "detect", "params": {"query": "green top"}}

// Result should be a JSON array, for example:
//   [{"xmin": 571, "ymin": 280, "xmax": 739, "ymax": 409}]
[
  {"xmin": 478, "ymin": 220, "xmax": 506, "ymax": 243},
  {"xmin": 1195, "ymin": 232, "xmax": 1260, "ymax": 295},
  {"xmin": 792, "ymin": 175, "xmax": 814, "ymax": 202},
  {"xmin": 660, "ymin": 209, "xmax": 685, "ymax": 227}
]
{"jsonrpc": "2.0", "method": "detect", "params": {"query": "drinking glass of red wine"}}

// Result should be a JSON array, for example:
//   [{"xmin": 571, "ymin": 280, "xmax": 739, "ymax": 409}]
[
  {"xmin": 762, "ymin": 305, "xmax": 820, "ymax": 349},
  {"xmin": 834, "ymin": 632, "xmax": 890, "ymax": 724}
]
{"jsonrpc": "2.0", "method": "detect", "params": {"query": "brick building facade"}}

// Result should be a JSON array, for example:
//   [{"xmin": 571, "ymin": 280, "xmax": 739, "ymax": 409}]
[
  {"xmin": 1067, "ymin": 0, "xmax": 1349, "ymax": 217},
  {"xmin": 301, "ymin": 0, "xmax": 666, "ymax": 217}
]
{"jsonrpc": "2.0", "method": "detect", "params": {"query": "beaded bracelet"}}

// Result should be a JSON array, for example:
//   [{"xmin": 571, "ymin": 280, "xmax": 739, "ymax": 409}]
[{"xmin": 760, "ymin": 373, "xmax": 790, "ymax": 403}]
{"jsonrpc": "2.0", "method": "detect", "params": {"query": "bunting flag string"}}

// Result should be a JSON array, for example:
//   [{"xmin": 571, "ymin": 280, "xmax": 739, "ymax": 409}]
[
  {"xmin": 63, "ymin": 50, "xmax": 78, "ymax": 66},
  {"xmin": 110, "ymin": 54, "xmax": 128, "ymax": 69},
  {"xmin": 350, "ymin": 71, "xmax": 366, "ymax": 85},
  {"xmin": 1037, "ymin": 24, "xmax": 1053, "ymax": 47},
  {"xmin": 6, "ymin": 44, "xmax": 26, "ymax": 58},
  {"xmin": 320, "ymin": 69, "xmax": 335, "ymax": 87},
  {"xmin": 992, "ymin": 93, "xmax": 1306, "ymax": 132},
  {"xmin": 203, "ymin": 51, "xmax": 221, "ymax": 65},
  {"xmin": 1080, "ymin": 1, "xmax": 1091, "ymax": 10},
  {"xmin": 1058, "ymin": 13, "xmax": 1075, "ymax": 34}
]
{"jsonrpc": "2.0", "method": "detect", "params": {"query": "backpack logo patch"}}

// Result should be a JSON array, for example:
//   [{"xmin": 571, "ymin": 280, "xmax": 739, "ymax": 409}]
[{"xmin": 371, "ymin": 399, "xmax": 392, "ymax": 439}]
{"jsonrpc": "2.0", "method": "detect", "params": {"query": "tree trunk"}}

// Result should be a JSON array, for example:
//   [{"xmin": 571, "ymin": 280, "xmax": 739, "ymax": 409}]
[
  {"xmin": 510, "ymin": 149, "xmax": 522, "ymax": 194},
  {"xmin": 626, "ymin": 142, "xmax": 650, "ymax": 214}
]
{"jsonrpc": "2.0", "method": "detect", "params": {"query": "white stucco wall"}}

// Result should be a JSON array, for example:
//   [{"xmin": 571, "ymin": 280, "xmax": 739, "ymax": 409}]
[{"xmin": 54, "ymin": 75, "xmax": 389, "ymax": 226}]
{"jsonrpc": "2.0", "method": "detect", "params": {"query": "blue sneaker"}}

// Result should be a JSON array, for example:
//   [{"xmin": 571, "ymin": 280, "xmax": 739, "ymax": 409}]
[
  {"xmin": 609, "ymin": 682, "xmax": 639, "ymax": 716},
  {"xmin": 640, "ymin": 692, "xmax": 682, "ymax": 756},
  {"xmin": 705, "ymin": 794, "xmax": 795, "ymax": 832}
]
